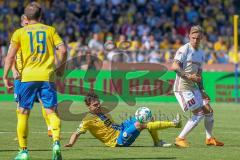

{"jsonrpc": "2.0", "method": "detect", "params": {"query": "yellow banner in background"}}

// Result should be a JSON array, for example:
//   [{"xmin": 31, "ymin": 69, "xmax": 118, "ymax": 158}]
[{"xmin": 233, "ymin": 15, "xmax": 239, "ymax": 64}]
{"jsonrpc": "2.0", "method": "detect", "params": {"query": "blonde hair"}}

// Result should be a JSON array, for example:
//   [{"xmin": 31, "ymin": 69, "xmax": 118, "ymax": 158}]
[{"xmin": 190, "ymin": 25, "xmax": 203, "ymax": 34}]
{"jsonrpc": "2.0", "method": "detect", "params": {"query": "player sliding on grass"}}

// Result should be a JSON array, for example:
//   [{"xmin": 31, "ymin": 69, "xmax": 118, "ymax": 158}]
[
  {"xmin": 12, "ymin": 14, "xmax": 53, "ymax": 140},
  {"xmin": 172, "ymin": 25, "xmax": 224, "ymax": 148},
  {"xmin": 3, "ymin": 2, "xmax": 67, "ymax": 160},
  {"xmin": 65, "ymin": 92, "xmax": 182, "ymax": 148}
]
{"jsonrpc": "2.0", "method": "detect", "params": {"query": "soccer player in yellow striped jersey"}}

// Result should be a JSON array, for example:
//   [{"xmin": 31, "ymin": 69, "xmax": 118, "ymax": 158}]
[
  {"xmin": 12, "ymin": 14, "xmax": 53, "ymax": 140},
  {"xmin": 3, "ymin": 2, "xmax": 67, "ymax": 160},
  {"xmin": 10, "ymin": 22, "xmax": 63, "ymax": 82},
  {"xmin": 64, "ymin": 92, "xmax": 182, "ymax": 148}
]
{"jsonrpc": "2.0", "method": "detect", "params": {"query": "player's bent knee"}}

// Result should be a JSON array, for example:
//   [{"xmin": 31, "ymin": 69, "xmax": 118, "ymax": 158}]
[
  {"xmin": 190, "ymin": 108, "xmax": 205, "ymax": 126},
  {"xmin": 190, "ymin": 114, "xmax": 204, "ymax": 128},
  {"xmin": 203, "ymin": 104, "xmax": 213, "ymax": 114},
  {"xmin": 45, "ymin": 107, "xmax": 57, "ymax": 115}
]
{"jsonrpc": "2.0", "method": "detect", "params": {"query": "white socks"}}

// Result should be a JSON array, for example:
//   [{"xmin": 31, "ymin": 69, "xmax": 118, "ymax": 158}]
[
  {"xmin": 178, "ymin": 112, "xmax": 214, "ymax": 139},
  {"xmin": 178, "ymin": 114, "xmax": 204, "ymax": 139},
  {"xmin": 204, "ymin": 113, "xmax": 214, "ymax": 139}
]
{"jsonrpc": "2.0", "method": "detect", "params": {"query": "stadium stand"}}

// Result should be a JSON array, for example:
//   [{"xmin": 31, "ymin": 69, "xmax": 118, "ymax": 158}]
[{"xmin": 0, "ymin": 0, "xmax": 239, "ymax": 68}]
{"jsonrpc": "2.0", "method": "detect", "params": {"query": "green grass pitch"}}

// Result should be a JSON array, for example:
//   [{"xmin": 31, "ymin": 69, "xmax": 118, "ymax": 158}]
[{"xmin": 0, "ymin": 102, "xmax": 240, "ymax": 160}]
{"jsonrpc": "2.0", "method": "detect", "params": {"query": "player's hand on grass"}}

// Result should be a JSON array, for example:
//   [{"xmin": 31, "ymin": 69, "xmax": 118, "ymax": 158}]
[
  {"xmin": 186, "ymin": 73, "xmax": 201, "ymax": 83},
  {"xmin": 3, "ymin": 77, "xmax": 13, "ymax": 89},
  {"xmin": 64, "ymin": 143, "xmax": 73, "ymax": 147}
]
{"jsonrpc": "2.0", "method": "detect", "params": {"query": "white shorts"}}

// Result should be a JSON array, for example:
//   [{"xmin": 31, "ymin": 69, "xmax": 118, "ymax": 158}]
[{"xmin": 174, "ymin": 89, "xmax": 209, "ymax": 112}]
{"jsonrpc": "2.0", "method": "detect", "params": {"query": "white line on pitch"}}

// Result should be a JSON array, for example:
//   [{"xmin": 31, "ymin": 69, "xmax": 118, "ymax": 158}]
[
  {"xmin": 0, "ymin": 131, "xmax": 239, "ymax": 134},
  {"xmin": 0, "ymin": 131, "xmax": 73, "ymax": 134}
]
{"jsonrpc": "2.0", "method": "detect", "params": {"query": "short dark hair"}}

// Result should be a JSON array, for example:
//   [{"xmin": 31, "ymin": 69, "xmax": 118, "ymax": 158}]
[
  {"xmin": 84, "ymin": 92, "xmax": 99, "ymax": 106},
  {"xmin": 24, "ymin": 2, "xmax": 42, "ymax": 20}
]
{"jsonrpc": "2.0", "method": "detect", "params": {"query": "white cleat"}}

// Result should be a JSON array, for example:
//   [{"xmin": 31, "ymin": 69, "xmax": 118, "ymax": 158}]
[{"xmin": 154, "ymin": 140, "xmax": 172, "ymax": 147}]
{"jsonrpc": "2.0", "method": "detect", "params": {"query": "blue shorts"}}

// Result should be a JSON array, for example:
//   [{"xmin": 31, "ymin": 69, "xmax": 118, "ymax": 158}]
[
  {"xmin": 14, "ymin": 80, "xmax": 40, "ymax": 103},
  {"xmin": 117, "ymin": 117, "xmax": 141, "ymax": 147},
  {"xmin": 14, "ymin": 80, "xmax": 21, "ymax": 102},
  {"xmin": 18, "ymin": 82, "xmax": 57, "ymax": 110}
]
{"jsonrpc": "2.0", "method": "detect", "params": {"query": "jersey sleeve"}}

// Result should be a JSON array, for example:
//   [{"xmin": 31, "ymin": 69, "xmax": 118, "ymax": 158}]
[
  {"xmin": 174, "ymin": 46, "xmax": 187, "ymax": 63},
  {"xmin": 52, "ymin": 28, "xmax": 63, "ymax": 47},
  {"xmin": 76, "ymin": 119, "xmax": 89, "ymax": 134},
  {"xmin": 10, "ymin": 29, "xmax": 21, "ymax": 46}
]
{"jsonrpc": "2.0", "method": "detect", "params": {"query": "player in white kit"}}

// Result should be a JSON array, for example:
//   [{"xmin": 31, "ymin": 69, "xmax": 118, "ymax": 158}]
[{"xmin": 172, "ymin": 25, "xmax": 224, "ymax": 147}]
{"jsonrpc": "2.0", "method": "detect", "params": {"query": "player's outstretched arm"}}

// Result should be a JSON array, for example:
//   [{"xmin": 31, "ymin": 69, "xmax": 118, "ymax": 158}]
[
  {"xmin": 3, "ymin": 43, "xmax": 19, "ymax": 88},
  {"xmin": 64, "ymin": 131, "xmax": 82, "ymax": 147}
]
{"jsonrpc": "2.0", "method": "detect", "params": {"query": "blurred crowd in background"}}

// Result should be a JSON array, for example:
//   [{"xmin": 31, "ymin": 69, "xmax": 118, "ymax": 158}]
[{"xmin": 0, "ymin": 0, "xmax": 239, "ymax": 68}]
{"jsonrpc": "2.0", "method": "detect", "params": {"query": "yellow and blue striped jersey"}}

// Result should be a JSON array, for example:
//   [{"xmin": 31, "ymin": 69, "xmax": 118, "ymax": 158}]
[
  {"xmin": 76, "ymin": 113, "xmax": 121, "ymax": 147},
  {"xmin": 11, "ymin": 23, "xmax": 63, "ymax": 82}
]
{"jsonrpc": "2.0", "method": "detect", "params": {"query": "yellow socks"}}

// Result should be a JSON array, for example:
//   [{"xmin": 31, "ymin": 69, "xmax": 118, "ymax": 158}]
[
  {"xmin": 147, "ymin": 121, "xmax": 175, "ymax": 130},
  {"xmin": 15, "ymin": 109, "xmax": 19, "ymax": 140},
  {"xmin": 17, "ymin": 113, "xmax": 29, "ymax": 149},
  {"xmin": 47, "ymin": 113, "xmax": 61, "ymax": 141},
  {"xmin": 41, "ymin": 106, "xmax": 51, "ymax": 130}
]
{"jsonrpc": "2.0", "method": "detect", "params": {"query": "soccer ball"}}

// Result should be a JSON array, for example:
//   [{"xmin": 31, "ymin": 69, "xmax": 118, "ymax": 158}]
[{"xmin": 135, "ymin": 107, "xmax": 152, "ymax": 123}]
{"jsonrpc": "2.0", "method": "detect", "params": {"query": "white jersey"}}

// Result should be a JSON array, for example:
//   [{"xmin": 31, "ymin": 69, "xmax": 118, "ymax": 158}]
[{"xmin": 173, "ymin": 43, "xmax": 205, "ymax": 91}]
